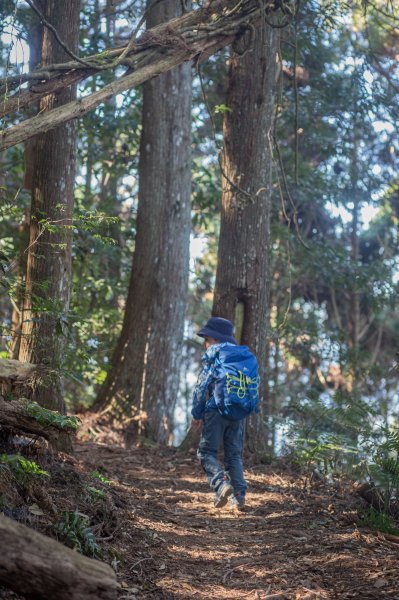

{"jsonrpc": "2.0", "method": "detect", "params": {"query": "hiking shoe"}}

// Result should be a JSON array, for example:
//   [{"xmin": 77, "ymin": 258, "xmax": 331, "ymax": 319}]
[
  {"xmin": 214, "ymin": 481, "xmax": 234, "ymax": 508},
  {"xmin": 230, "ymin": 493, "xmax": 246, "ymax": 511}
]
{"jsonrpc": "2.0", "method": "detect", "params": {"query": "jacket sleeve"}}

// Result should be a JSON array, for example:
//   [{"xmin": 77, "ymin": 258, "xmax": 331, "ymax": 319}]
[{"xmin": 191, "ymin": 347, "xmax": 218, "ymax": 420}]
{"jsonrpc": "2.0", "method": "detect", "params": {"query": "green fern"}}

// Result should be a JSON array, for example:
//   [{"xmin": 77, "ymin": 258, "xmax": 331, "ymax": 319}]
[
  {"xmin": 293, "ymin": 436, "xmax": 358, "ymax": 475},
  {"xmin": 26, "ymin": 402, "xmax": 81, "ymax": 430},
  {"xmin": 366, "ymin": 427, "xmax": 399, "ymax": 515},
  {"xmin": 380, "ymin": 429, "xmax": 399, "ymax": 453},
  {"xmin": 0, "ymin": 454, "xmax": 49, "ymax": 482},
  {"xmin": 54, "ymin": 511, "xmax": 100, "ymax": 556},
  {"xmin": 90, "ymin": 470, "xmax": 111, "ymax": 485},
  {"xmin": 84, "ymin": 485, "xmax": 106, "ymax": 500},
  {"xmin": 362, "ymin": 507, "xmax": 399, "ymax": 536}
]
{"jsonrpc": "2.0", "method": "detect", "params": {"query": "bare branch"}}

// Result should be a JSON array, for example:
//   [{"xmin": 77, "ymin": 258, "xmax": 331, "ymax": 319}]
[
  {"xmin": 1, "ymin": 69, "xmax": 92, "ymax": 119},
  {"xmin": 24, "ymin": 0, "xmax": 97, "ymax": 68},
  {"xmin": 1, "ymin": 0, "xmax": 288, "ymax": 150},
  {"xmin": 370, "ymin": 53, "xmax": 399, "ymax": 92}
]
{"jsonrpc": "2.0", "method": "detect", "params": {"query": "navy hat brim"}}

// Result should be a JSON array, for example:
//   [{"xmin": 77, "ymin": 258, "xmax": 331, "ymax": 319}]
[{"xmin": 197, "ymin": 326, "xmax": 237, "ymax": 345}]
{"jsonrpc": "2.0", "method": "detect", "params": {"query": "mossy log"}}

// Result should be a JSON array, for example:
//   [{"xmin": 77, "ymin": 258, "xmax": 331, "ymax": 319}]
[
  {"xmin": 0, "ymin": 514, "xmax": 117, "ymax": 599},
  {"xmin": 0, "ymin": 396, "xmax": 78, "ymax": 447}
]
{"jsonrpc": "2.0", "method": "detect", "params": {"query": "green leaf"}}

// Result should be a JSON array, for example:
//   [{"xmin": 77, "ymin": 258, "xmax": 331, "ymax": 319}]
[{"xmin": 214, "ymin": 104, "xmax": 232, "ymax": 114}]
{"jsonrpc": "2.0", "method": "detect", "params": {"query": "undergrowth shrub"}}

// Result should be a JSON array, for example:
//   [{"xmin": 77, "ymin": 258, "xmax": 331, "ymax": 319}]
[
  {"xmin": 54, "ymin": 510, "xmax": 100, "ymax": 556},
  {"xmin": 366, "ymin": 428, "xmax": 399, "ymax": 516},
  {"xmin": 362, "ymin": 507, "xmax": 399, "ymax": 536},
  {"xmin": 0, "ymin": 454, "xmax": 49, "ymax": 483},
  {"xmin": 292, "ymin": 436, "xmax": 358, "ymax": 478},
  {"xmin": 288, "ymin": 410, "xmax": 399, "ymax": 533},
  {"xmin": 84, "ymin": 485, "xmax": 106, "ymax": 501},
  {"xmin": 90, "ymin": 470, "xmax": 111, "ymax": 485},
  {"xmin": 26, "ymin": 402, "xmax": 81, "ymax": 430}
]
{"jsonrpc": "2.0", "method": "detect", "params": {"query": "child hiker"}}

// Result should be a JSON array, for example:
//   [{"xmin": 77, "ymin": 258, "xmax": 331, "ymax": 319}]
[{"xmin": 191, "ymin": 317, "xmax": 260, "ymax": 509}]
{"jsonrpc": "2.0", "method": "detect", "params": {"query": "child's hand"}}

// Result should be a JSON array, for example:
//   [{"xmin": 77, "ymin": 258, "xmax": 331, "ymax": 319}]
[{"xmin": 191, "ymin": 419, "xmax": 203, "ymax": 429}]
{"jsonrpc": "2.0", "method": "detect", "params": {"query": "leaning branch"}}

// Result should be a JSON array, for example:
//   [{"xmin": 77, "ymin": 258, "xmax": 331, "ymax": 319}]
[{"xmin": 1, "ymin": 0, "xmax": 287, "ymax": 151}]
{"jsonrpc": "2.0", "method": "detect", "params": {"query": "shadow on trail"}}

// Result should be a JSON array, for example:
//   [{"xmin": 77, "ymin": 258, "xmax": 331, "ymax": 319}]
[{"xmin": 76, "ymin": 441, "xmax": 399, "ymax": 600}]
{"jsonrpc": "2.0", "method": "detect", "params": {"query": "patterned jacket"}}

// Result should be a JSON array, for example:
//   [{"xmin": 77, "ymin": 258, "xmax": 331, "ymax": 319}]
[{"xmin": 191, "ymin": 342, "xmax": 236, "ymax": 420}]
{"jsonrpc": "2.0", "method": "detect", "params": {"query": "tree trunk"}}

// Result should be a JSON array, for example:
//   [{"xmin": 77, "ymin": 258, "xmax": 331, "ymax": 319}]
[
  {"xmin": 18, "ymin": 0, "xmax": 81, "ymax": 413},
  {"xmin": 348, "ymin": 138, "xmax": 360, "ymax": 387},
  {"xmin": 94, "ymin": 0, "xmax": 192, "ymax": 444},
  {"xmin": 212, "ymin": 24, "xmax": 279, "ymax": 456},
  {"xmin": 10, "ymin": 16, "xmax": 42, "ymax": 360},
  {"xmin": 9, "ymin": 214, "xmax": 29, "ymax": 360},
  {"xmin": 0, "ymin": 514, "xmax": 117, "ymax": 600}
]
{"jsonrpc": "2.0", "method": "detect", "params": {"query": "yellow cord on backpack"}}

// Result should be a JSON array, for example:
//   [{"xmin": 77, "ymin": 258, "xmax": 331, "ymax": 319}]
[{"xmin": 226, "ymin": 372, "xmax": 259, "ymax": 399}]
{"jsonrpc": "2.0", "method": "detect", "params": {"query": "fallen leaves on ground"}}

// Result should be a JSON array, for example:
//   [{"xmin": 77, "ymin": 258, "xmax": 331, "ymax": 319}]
[
  {"xmin": 1, "ymin": 414, "xmax": 398, "ymax": 600},
  {"xmin": 73, "ymin": 430, "xmax": 399, "ymax": 599}
]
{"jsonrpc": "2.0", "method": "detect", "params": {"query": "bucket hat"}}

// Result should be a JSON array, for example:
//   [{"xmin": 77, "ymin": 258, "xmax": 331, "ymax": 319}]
[{"xmin": 197, "ymin": 317, "xmax": 237, "ymax": 345}]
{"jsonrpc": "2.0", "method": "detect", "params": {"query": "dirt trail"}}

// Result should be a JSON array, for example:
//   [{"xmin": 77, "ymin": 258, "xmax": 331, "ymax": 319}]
[{"xmin": 74, "ymin": 440, "xmax": 399, "ymax": 600}]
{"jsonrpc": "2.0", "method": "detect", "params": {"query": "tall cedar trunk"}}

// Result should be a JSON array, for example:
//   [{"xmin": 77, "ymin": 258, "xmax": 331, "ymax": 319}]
[
  {"xmin": 212, "ymin": 25, "xmax": 279, "ymax": 455},
  {"xmin": 349, "ymin": 139, "xmax": 360, "ymax": 360},
  {"xmin": 95, "ymin": 0, "xmax": 192, "ymax": 444},
  {"xmin": 10, "ymin": 16, "xmax": 42, "ymax": 360},
  {"xmin": 102, "ymin": 0, "xmax": 122, "ymax": 309},
  {"xmin": 18, "ymin": 0, "xmax": 80, "ymax": 412}
]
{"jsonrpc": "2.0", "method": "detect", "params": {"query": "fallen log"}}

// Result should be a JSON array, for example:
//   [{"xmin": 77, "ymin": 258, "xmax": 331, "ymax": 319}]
[
  {"xmin": 0, "ymin": 396, "xmax": 80, "ymax": 447},
  {"xmin": 0, "ymin": 514, "xmax": 117, "ymax": 600}
]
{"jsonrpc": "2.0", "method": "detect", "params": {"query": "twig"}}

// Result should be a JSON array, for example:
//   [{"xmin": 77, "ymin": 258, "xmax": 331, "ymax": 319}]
[
  {"xmin": 97, "ymin": 534, "xmax": 114, "ymax": 542},
  {"xmin": 370, "ymin": 53, "xmax": 399, "ymax": 92},
  {"xmin": 222, "ymin": 553, "xmax": 271, "ymax": 584},
  {"xmin": 273, "ymin": 132, "xmax": 310, "ymax": 250},
  {"xmin": 367, "ymin": 1, "xmax": 399, "ymax": 22},
  {"xmin": 196, "ymin": 61, "xmax": 253, "ymax": 204},
  {"xmin": 24, "ymin": 0, "xmax": 95, "ymax": 69},
  {"xmin": 23, "ymin": 0, "xmax": 165, "ymax": 75},
  {"xmin": 129, "ymin": 557, "xmax": 154, "ymax": 571}
]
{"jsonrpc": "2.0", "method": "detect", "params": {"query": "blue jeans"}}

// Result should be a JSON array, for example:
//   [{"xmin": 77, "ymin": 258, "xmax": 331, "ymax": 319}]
[{"xmin": 198, "ymin": 410, "xmax": 247, "ymax": 497}]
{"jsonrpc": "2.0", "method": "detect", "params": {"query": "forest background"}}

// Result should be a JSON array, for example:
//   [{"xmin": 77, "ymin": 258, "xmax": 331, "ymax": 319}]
[{"xmin": 0, "ymin": 0, "xmax": 398, "ymax": 480}]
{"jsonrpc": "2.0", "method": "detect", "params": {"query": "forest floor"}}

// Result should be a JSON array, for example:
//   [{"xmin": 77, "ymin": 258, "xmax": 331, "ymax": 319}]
[{"xmin": 1, "ymin": 418, "xmax": 399, "ymax": 600}]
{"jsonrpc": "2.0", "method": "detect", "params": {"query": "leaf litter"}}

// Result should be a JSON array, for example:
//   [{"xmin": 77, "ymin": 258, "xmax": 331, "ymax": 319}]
[
  {"xmin": 73, "ymin": 431, "xmax": 399, "ymax": 599},
  {"xmin": 1, "ymin": 418, "xmax": 399, "ymax": 599}
]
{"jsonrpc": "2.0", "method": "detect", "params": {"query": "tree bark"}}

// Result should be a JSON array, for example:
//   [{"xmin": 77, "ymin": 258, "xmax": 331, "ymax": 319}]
[
  {"xmin": 0, "ymin": 0, "xmax": 283, "ymax": 150},
  {"xmin": 212, "ymin": 24, "xmax": 279, "ymax": 456},
  {"xmin": 18, "ymin": 0, "xmax": 81, "ymax": 413},
  {"xmin": 0, "ymin": 514, "xmax": 117, "ymax": 600},
  {"xmin": 10, "ymin": 16, "xmax": 42, "ymax": 360},
  {"xmin": 0, "ymin": 396, "xmax": 78, "ymax": 446},
  {"xmin": 348, "ymin": 138, "xmax": 360, "ymax": 388},
  {"xmin": 95, "ymin": 0, "xmax": 192, "ymax": 445}
]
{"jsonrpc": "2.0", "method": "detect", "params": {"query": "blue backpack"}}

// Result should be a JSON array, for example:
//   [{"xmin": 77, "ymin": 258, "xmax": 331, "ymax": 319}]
[{"xmin": 213, "ymin": 345, "xmax": 260, "ymax": 421}]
